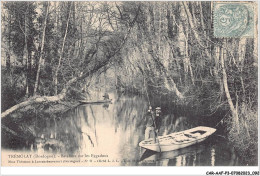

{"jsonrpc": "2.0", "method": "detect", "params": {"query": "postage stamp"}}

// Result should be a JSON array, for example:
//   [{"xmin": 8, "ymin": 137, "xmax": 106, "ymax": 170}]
[{"xmin": 213, "ymin": 2, "xmax": 254, "ymax": 37}]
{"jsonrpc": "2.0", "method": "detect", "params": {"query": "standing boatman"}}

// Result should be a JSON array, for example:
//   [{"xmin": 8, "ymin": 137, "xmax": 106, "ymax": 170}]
[
  {"xmin": 155, "ymin": 107, "xmax": 162, "ymax": 133},
  {"xmin": 144, "ymin": 106, "xmax": 155, "ymax": 142},
  {"xmin": 144, "ymin": 106, "xmax": 162, "ymax": 143}
]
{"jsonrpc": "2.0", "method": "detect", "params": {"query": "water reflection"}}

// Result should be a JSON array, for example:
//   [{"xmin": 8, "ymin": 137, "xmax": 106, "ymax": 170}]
[{"xmin": 6, "ymin": 93, "xmax": 241, "ymax": 166}]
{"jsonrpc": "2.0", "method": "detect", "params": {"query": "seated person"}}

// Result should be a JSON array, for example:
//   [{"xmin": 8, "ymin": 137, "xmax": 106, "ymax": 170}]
[{"xmin": 103, "ymin": 92, "xmax": 109, "ymax": 100}]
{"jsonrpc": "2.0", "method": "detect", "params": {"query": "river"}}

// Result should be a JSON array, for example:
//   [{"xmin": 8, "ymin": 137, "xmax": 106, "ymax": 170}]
[{"xmin": 2, "ymin": 93, "xmax": 242, "ymax": 166}]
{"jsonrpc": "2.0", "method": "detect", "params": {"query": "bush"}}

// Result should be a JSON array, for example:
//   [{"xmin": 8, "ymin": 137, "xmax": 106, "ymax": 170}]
[
  {"xmin": 1, "ymin": 68, "xmax": 26, "ymax": 111},
  {"xmin": 226, "ymin": 103, "xmax": 258, "ymax": 165}
]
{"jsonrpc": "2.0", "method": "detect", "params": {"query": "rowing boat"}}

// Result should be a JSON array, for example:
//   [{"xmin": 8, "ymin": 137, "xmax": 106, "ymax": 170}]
[
  {"xmin": 139, "ymin": 141, "xmax": 207, "ymax": 163},
  {"xmin": 78, "ymin": 99, "xmax": 112, "ymax": 104},
  {"xmin": 139, "ymin": 126, "xmax": 216, "ymax": 152}
]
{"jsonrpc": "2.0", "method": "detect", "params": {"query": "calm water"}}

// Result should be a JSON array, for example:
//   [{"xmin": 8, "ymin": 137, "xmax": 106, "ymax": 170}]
[{"xmin": 3, "ymin": 93, "xmax": 241, "ymax": 166}]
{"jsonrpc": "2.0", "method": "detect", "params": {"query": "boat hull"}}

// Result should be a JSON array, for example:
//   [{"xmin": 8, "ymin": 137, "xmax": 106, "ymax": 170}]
[
  {"xmin": 140, "ymin": 136, "xmax": 208, "ymax": 152},
  {"xmin": 139, "ymin": 126, "xmax": 216, "ymax": 152},
  {"xmin": 79, "ymin": 99, "xmax": 112, "ymax": 104}
]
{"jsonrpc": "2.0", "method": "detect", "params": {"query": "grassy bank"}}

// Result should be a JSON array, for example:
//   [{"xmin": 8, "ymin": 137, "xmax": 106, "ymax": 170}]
[{"xmin": 226, "ymin": 103, "xmax": 258, "ymax": 165}]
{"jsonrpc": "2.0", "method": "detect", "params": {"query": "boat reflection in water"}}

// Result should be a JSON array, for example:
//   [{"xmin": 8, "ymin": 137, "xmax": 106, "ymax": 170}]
[
  {"xmin": 139, "ymin": 137, "xmax": 239, "ymax": 166},
  {"xmin": 6, "ymin": 93, "xmax": 241, "ymax": 166}
]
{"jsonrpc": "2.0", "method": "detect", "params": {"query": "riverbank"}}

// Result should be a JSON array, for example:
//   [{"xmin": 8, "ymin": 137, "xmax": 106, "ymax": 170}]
[
  {"xmin": 226, "ymin": 104, "xmax": 258, "ymax": 166},
  {"xmin": 2, "ymin": 87, "xmax": 258, "ymax": 166},
  {"xmin": 1, "ymin": 99, "xmax": 79, "ymax": 148}
]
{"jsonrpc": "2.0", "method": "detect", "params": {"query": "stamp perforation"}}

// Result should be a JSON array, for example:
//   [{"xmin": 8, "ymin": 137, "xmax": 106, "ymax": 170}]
[{"xmin": 213, "ymin": 1, "xmax": 255, "ymax": 38}]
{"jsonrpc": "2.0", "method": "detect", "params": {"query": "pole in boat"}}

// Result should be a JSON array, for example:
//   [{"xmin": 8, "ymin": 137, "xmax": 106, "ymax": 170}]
[
  {"xmin": 144, "ymin": 77, "xmax": 161, "ymax": 153},
  {"xmin": 150, "ymin": 109, "xmax": 161, "ymax": 153}
]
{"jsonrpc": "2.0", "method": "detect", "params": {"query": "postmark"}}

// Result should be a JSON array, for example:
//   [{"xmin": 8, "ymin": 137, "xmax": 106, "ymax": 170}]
[{"xmin": 213, "ymin": 2, "xmax": 254, "ymax": 37}]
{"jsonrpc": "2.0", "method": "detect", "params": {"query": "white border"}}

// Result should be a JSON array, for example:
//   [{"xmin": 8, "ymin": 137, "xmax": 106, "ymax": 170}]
[
  {"xmin": 1, "ymin": 0, "xmax": 260, "ymax": 175},
  {"xmin": 1, "ymin": 166, "xmax": 260, "ymax": 176}
]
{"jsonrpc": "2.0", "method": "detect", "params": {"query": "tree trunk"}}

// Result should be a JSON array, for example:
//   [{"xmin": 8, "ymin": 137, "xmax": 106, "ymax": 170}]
[
  {"xmin": 182, "ymin": 1, "xmax": 211, "ymax": 59},
  {"xmin": 149, "ymin": 49, "xmax": 184, "ymax": 99},
  {"xmin": 253, "ymin": 4, "xmax": 258, "ymax": 65},
  {"xmin": 164, "ymin": 76, "xmax": 184, "ymax": 99},
  {"xmin": 6, "ymin": 11, "xmax": 11, "ymax": 71},
  {"xmin": 24, "ymin": 6, "xmax": 29, "ymax": 96},
  {"xmin": 182, "ymin": 2, "xmax": 205, "ymax": 48},
  {"xmin": 199, "ymin": 2, "xmax": 210, "ymax": 52},
  {"xmin": 166, "ymin": 8, "xmax": 174, "ymax": 39},
  {"xmin": 33, "ymin": 2, "xmax": 49, "ymax": 95},
  {"xmin": 184, "ymin": 27, "xmax": 194, "ymax": 85},
  {"xmin": 238, "ymin": 38, "xmax": 247, "ymax": 100},
  {"xmin": 54, "ymin": 3, "xmax": 71, "ymax": 95},
  {"xmin": 68, "ymin": 2, "xmax": 76, "ymax": 60},
  {"xmin": 1, "ymin": 84, "xmax": 70, "ymax": 119},
  {"xmin": 1, "ymin": 52, "xmax": 112, "ymax": 119},
  {"xmin": 220, "ymin": 45, "xmax": 239, "ymax": 131},
  {"xmin": 214, "ymin": 46, "xmax": 224, "ymax": 97},
  {"xmin": 2, "ymin": 4, "xmax": 140, "ymax": 118},
  {"xmin": 24, "ymin": 3, "xmax": 33, "ymax": 97}
]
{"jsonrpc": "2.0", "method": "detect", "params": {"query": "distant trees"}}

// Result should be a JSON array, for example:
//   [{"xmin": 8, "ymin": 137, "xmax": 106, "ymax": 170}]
[
  {"xmin": 1, "ymin": 2, "xmax": 141, "ymax": 117},
  {"xmin": 2, "ymin": 2, "xmax": 37, "ymax": 96},
  {"xmin": 2, "ymin": 1, "xmax": 257, "ymax": 125},
  {"xmin": 33, "ymin": 2, "xmax": 49, "ymax": 95},
  {"xmin": 114, "ymin": 2, "xmax": 257, "ymax": 164},
  {"xmin": 116, "ymin": 1, "xmax": 257, "ymax": 115}
]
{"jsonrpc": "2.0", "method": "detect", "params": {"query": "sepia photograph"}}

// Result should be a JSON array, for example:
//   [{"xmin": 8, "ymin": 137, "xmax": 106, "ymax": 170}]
[{"xmin": 1, "ymin": 0, "xmax": 258, "ymax": 172}]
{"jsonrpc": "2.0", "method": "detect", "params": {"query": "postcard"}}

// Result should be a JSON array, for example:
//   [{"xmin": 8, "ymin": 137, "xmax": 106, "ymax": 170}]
[{"xmin": 1, "ymin": 1, "xmax": 259, "ymax": 174}]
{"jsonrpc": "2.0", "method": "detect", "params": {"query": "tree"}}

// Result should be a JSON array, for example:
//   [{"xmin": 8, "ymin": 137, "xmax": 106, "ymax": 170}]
[
  {"xmin": 53, "ymin": 2, "xmax": 71, "ymax": 95},
  {"xmin": 33, "ymin": 2, "xmax": 49, "ymax": 95},
  {"xmin": 1, "ymin": 2, "xmax": 141, "ymax": 118}
]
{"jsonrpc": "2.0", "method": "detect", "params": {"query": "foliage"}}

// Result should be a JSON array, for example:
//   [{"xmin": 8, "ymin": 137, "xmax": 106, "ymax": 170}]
[
  {"xmin": 226, "ymin": 103, "xmax": 258, "ymax": 165},
  {"xmin": 1, "ymin": 2, "xmax": 258, "ymax": 164},
  {"xmin": 1, "ymin": 67, "xmax": 26, "ymax": 111}
]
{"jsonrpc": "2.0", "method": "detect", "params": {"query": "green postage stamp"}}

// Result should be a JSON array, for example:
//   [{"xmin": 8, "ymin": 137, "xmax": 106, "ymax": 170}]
[{"xmin": 213, "ymin": 2, "xmax": 255, "ymax": 37}]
